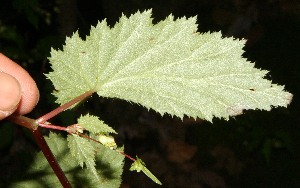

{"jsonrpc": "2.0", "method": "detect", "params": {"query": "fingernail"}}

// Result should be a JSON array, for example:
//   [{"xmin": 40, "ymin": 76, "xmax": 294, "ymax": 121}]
[{"xmin": 0, "ymin": 72, "xmax": 21, "ymax": 119}]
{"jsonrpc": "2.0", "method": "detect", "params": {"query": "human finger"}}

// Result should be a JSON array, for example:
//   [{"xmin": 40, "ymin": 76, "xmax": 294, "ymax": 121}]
[
  {"xmin": 0, "ymin": 53, "xmax": 39, "ymax": 115},
  {"xmin": 0, "ymin": 72, "xmax": 21, "ymax": 120}
]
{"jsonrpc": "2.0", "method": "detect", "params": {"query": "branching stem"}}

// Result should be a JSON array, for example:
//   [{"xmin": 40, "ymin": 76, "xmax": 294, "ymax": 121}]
[
  {"xmin": 7, "ymin": 91, "xmax": 94, "ymax": 188},
  {"xmin": 7, "ymin": 115, "xmax": 38, "ymax": 130},
  {"xmin": 7, "ymin": 90, "xmax": 137, "ymax": 187},
  {"xmin": 37, "ymin": 90, "xmax": 95, "ymax": 124},
  {"xmin": 7, "ymin": 115, "xmax": 72, "ymax": 188}
]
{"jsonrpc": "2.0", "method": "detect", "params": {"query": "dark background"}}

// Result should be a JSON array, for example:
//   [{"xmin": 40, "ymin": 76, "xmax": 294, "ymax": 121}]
[{"xmin": 0, "ymin": 0, "xmax": 299, "ymax": 187}]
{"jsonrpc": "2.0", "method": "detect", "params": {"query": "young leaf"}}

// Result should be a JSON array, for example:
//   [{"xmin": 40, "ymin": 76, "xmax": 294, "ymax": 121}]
[
  {"xmin": 9, "ymin": 133, "xmax": 124, "ymax": 188},
  {"xmin": 78, "ymin": 113, "xmax": 117, "ymax": 134},
  {"xmin": 47, "ymin": 9, "xmax": 292, "ymax": 121},
  {"xmin": 67, "ymin": 134, "xmax": 98, "ymax": 179},
  {"xmin": 130, "ymin": 156, "xmax": 162, "ymax": 185}
]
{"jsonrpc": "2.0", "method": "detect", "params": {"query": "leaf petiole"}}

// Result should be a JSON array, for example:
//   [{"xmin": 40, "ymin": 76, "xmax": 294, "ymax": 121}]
[
  {"xmin": 39, "ymin": 122, "xmax": 68, "ymax": 131},
  {"xmin": 37, "ymin": 90, "xmax": 95, "ymax": 124}
]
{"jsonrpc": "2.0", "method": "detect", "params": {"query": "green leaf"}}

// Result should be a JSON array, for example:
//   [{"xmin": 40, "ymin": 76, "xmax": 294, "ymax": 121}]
[
  {"xmin": 47, "ymin": 9, "xmax": 292, "ymax": 121},
  {"xmin": 130, "ymin": 156, "xmax": 162, "ymax": 185},
  {"xmin": 67, "ymin": 134, "xmax": 98, "ymax": 179},
  {"xmin": 78, "ymin": 114, "xmax": 117, "ymax": 134},
  {"xmin": 8, "ymin": 132, "xmax": 124, "ymax": 188}
]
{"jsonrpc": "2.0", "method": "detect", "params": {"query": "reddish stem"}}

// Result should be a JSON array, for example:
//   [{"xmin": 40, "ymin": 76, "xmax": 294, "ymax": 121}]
[
  {"xmin": 116, "ymin": 150, "xmax": 136, "ymax": 162},
  {"xmin": 76, "ymin": 133, "xmax": 136, "ymax": 161},
  {"xmin": 7, "ymin": 115, "xmax": 72, "ymax": 188},
  {"xmin": 39, "ymin": 123, "xmax": 68, "ymax": 131},
  {"xmin": 37, "ymin": 90, "xmax": 95, "ymax": 124},
  {"xmin": 31, "ymin": 128, "xmax": 72, "ymax": 188},
  {"xmin": 8, "ymin": 88, "xmax": 135, "ymax": 187},
  {"xmin": 7, "ymin": 114, "xmax": 38, "ymax": 130}
]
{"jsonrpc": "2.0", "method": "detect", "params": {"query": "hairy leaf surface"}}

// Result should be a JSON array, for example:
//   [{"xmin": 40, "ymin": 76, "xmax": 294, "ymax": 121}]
[
  {"xmin": 67, "ymin": 134, "xmax": 98, "ymax": 178},
  {"xmin": 47, "ymin": 10, "xmax": 292, "ymax": 121},
  {"xmin": 78, "ymin": 114, "xmax": 117, "ymax": 134},
  {"xmin": 8, "ymin": 133, "xmax": 124, "ymax": 188}
]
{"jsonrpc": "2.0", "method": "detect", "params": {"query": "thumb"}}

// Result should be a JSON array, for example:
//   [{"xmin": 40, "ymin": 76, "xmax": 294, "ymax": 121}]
[{"xmin": 0, "ymin": 72, "xmax": 21, "ymax": 120}]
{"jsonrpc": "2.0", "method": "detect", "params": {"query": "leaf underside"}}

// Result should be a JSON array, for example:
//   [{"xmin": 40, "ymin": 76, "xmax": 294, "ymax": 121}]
[{"xmin": 47, "ymin": 9, "xmax": 292, "ymax": 122}]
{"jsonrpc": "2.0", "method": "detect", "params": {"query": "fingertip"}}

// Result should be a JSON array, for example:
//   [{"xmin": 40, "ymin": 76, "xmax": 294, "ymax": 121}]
[
  {"xmin": 15, "ymin": 80, "xmax": 40, "ymax": 115},
  {"xmin": 0, "ymin": 53, "xmax": 39, "ymax": 115},
  {"xmin": 0, "ymin": 72, "xmax": 21, "ymax": 120}
]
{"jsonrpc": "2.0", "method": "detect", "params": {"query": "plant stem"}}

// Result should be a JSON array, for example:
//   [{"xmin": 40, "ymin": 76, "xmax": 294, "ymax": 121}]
[
  {"xmin": 39, "ymin": 123, "xmax": 68, "ymax": 131},
  {"xmin": 7, "ymin": 114, "xmax": 38, "ymax": 130},
  {"xmin": 32, "ymin": 128, "xmax": 72, "ymax": 188},
  {"xmin": 76, "ymin": 133, "xmax": 136, "ymax": 161},
  {"xmin": 116, "ymin": 150, "xmax": 136, "ymax": 161},
  {"xmin": 37, "ymin": 90, "xmax": 95, "ymax": 124},
  {"xmin": 7, "ymin": 114, "xmax": 72, "ymax": 188}
]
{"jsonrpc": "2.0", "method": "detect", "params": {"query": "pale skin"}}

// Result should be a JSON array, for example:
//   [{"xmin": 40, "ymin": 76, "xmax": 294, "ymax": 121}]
[{"xmin": 0, "ymin": 53, "xmax": 39, "ymax": 120}]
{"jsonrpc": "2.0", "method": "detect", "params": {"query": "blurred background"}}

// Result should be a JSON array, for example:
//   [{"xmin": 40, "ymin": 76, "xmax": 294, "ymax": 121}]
[{"xmin": 0, "ymin": 0, "xmax": 299, "ymax": 187}]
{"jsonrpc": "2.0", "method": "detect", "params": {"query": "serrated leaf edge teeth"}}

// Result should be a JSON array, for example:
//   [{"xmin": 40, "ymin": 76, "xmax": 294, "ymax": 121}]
[{"xmin": 48, "ymin": 9, "xmax": 292, "ymax": 122}]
